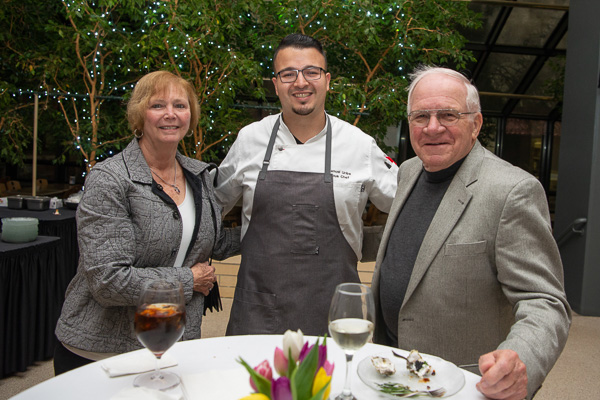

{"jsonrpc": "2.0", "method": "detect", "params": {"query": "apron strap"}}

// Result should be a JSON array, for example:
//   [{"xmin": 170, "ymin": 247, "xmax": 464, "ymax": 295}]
[
  {"xmin": 259, "ymin": 114, "xmax": 332, "ymax": 183},
  {"xmin": 324, "ymin": 115, "xmax": 332, "ymax": 183},
  {"xmin": 258, "ymin": 117, "xmax": 281, "ymax": 180}
]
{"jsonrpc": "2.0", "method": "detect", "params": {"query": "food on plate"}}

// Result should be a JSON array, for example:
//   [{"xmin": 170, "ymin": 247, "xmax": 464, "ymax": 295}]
[
  {"xmin": 371, "ymin": 356, "xmax": 396, "ymax": 376},
  {"xmin": 377, "ymin": 382, "xmax": 414, "ymax": 396},
  {"xmin": 406, "ymin": 349, "xmax": 435, "ymax": 378}
]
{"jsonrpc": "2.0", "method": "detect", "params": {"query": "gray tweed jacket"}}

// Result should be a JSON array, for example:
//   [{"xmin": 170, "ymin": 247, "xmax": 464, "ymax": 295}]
[{"xmin": 55, "ymin": 139, "xmax": 239, "ymax": 354}]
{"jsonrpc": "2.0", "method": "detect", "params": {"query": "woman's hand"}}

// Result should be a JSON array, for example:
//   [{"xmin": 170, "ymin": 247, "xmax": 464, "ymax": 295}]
[{"xmin": 191, "ymin": 261, "xmax": 216, "ymax": 296}]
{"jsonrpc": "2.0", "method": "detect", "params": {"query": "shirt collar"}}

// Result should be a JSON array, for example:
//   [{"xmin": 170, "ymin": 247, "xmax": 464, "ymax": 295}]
[
  {"xmin": 423, "ymin": 156, "xmax": 466, "ymax": 183},
  {"xmin": 278, "ymin": 112, "xmax": 329, "ymax": 144}
]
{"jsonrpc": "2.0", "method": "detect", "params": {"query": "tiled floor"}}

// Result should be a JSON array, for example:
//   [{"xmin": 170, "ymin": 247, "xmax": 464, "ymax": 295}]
[{"xmin": 213, "ymin": 255, "xmax": 377, "ymax": 299}]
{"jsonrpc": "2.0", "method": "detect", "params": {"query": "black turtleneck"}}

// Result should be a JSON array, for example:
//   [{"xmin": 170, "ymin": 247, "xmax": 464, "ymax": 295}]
[{"xmin": 379, "ymin": 157, "xmax": 465, "ymax": 347}]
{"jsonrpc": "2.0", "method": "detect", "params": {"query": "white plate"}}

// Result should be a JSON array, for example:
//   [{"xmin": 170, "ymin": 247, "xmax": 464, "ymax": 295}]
[{"xmin": 357, "ymin": 350, "xmax": 465, "ymax": 398}]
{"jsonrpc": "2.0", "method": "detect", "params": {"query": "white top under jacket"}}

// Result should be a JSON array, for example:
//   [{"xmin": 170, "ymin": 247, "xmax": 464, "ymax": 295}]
[{"xmin": 214, "ymin": 113, "xmax": 399, "ymax": 260}]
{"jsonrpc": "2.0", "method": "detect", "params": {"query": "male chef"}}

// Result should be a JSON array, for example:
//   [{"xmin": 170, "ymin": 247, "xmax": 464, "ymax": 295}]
[{"xmin": 215, "ymin": 33, "xmax": 398, "ymax": 335}]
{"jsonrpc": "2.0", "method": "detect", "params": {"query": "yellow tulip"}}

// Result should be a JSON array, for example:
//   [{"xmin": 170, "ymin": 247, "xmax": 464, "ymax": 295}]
[
  {"xmin": 311, "ymin": 367, "xmax": 332, "ymax": 400},
  {"xmin": 238, "ymin": 394, "xmax": 270, "ymax": 400}
]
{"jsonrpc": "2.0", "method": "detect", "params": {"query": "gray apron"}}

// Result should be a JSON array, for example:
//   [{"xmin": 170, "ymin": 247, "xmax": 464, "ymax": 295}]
[{"xmin": 226, "ymin": 116, "xmax": 360, "ymax": 336}]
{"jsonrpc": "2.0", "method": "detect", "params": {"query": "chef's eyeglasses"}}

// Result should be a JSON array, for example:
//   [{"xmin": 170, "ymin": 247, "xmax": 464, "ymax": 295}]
[
  {"xmin": 408, "ymin": 109, "xmax": 478, "ymax": 127},
  {"xmin": 276, "ymin": 67, "xmax": 326, "ymax": 83}
]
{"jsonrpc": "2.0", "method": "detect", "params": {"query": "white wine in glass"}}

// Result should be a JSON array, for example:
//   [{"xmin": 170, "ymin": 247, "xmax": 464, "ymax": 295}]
[
  {"xmin": 328, "ymin": 283, "xmax": 375, "ymax": 400},
  {"xmin": 133, "ymin": 279, "xmax": 185, "ymax": 391}
]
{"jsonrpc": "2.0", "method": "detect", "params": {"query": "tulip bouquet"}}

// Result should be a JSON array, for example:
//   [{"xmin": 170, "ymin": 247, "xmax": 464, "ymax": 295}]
[{"xmin": 238, "ymin": 330, "xmax": 334, "ymax": 400}]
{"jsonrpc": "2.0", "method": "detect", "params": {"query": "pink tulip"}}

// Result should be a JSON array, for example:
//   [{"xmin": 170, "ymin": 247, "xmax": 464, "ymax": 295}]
[
  {"xmin": 274, "ymin": 347, "xmax": 289, "ymax": 376},
  {"xmin": 271, "ymin": 376, "xmax": 292, "ymax": 400},
  {"xmin": 250, "ymin": 359, "xmax": 273, "ymax": 392},
  {"xmin": 323, "ymin": 360, "xmax": 335, "ymax": 376}
]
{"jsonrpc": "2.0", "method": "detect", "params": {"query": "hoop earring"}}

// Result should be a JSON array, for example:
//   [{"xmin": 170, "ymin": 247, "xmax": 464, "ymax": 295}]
[
  {"xmin": 134, "ymin": 129, "xmax": 143, "ymax": 138},
  {"xmin": 186, "ymin": 129, "xmax": 194, "ymax": 137}
]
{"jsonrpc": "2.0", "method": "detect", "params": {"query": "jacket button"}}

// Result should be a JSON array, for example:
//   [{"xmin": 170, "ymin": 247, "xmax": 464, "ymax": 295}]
[
  {"xmin": 157, "ymin": 184, "xmax": 163, "ymax": 191},
  {"xmin": 173, "ymin": 211, "xmax": 179, "ymax": 220}
]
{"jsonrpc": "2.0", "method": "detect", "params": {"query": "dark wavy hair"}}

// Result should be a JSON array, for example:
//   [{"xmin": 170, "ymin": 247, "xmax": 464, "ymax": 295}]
[{"xmin": 272, "ymin": 33, "xmax": 327, "ymax": 72}]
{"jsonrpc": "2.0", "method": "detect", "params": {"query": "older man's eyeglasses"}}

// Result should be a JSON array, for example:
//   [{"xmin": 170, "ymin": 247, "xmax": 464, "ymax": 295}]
[
  {"xmin": 408, "ymin": 109, "xmax": 478, "ymax": 127},
  {"xmin": 276, "ymin": 67, "xmax": 326, "ymax": 83}
]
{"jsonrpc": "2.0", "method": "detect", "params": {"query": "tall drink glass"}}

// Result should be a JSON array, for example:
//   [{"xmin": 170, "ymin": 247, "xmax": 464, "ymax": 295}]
[
  {"xmin": 133, "ymin": 279, "xmax": 186, "ymax": 391},
  {"xmin": 328, "ymin": 283, "xmax": 375, "ymax": 400}
]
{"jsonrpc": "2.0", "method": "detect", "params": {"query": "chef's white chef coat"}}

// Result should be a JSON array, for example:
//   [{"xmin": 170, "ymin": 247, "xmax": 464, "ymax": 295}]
[{"xmin": 215, "ymin": 113, "xmax": 399, "ymax": 260}]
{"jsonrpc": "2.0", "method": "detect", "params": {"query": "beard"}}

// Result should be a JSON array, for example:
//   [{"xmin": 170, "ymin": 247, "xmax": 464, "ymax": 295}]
[{"xmin": 292, "ymin": 105, "xmax": 315, "ymax": 116}]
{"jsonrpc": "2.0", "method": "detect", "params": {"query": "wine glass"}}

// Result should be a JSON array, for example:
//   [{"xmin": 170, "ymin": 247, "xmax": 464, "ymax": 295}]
[
  {"xmin": 133, "ymin": 279, "xmax": 186, "ymax": 391},
  {"xmin": 328, "ymin": 283, "xmax": 375, "ymax": 400}
]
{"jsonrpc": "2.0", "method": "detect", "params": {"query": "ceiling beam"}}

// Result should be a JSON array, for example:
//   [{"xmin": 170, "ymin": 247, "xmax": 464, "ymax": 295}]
[
  {"xmin": 465, "ymin": 43, "xmax": 566, "ymax": 57},
  {"xmin": 453, "ymin": 0, "xmax": 568, "ymax": 11},
  {"xmin": 480, "ymin": 91, "xmax": 554, "ymax": 101}
]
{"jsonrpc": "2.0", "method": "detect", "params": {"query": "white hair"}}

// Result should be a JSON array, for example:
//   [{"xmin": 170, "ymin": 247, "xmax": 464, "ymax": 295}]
[{"xmin": 406, "ymin": 65, "xmax": 481, "ymax": 114}]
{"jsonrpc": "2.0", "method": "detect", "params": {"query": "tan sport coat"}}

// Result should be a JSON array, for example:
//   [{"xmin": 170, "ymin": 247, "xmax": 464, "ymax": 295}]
[{"xmin": 372, "ymin": 141, "xmax": 571, "ymax": 398}]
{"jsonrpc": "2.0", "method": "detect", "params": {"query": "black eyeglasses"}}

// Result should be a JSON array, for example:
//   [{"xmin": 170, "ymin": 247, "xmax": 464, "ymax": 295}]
[
  {"xmin": 408, "ymin": 109, "xmax": 478, "ymax": 127},
  {"xmin": 276, "ymin": 67, "xmax": 326, "ymax": 83}
]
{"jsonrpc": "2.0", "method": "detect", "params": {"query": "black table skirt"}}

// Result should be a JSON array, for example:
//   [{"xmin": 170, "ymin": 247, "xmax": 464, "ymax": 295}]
[
  {"xmin": 0, "ymin": 208, "xmax": 79, "ymax": 286},
  {"xmin": 1, "ymin": 208, "xmax": 79, "ymax": 378},
  {"xmin": 0, "ymin": 236, "xmax": 62, "ymax": 378}
]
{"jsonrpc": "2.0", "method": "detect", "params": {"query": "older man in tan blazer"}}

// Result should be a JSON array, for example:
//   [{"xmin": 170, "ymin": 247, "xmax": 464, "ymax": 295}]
[{"xmin": 372, "ymin": 66, "xmax": 571, "ymax": 400}]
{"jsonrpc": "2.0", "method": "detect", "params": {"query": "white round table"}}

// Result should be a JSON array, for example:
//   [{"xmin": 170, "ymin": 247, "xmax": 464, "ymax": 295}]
[{"xmin": 13, "ymin": 335, "xmax": 487, "ymax": 399}]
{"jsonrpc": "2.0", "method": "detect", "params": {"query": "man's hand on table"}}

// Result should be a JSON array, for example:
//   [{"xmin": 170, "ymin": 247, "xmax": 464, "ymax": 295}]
[{"xmin": 476, "ymin": 349, "xmax": 528, "ymax": 400}]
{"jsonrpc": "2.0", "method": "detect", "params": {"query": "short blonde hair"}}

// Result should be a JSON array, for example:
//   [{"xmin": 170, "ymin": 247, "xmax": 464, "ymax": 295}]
[{"xmin": 127, "ymin": 71, "xmax": 200, "ymax": 135}]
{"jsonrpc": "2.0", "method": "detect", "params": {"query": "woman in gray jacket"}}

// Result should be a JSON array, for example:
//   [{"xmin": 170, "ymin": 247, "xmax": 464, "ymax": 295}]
[{"xmin": 54, "ymin": 71, "xmax": 239, "ymax": 374}]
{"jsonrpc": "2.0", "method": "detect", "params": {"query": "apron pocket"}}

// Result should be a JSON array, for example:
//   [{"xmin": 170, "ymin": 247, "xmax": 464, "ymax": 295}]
[
  {"xmin": 227, "ymin": 287, "xmax": 278, "ymax": 335},
  {"xmin": 291, "ymin": 204, "xmax": 319, "ymax": 254}
]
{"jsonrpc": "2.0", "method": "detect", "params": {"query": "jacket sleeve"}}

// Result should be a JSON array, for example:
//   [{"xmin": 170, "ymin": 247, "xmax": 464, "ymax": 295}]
[
  {"xmin": 212, "ymin": 226, "xmax": 241, "ymax": 260},
  {"xmin": 198, "ymin": 168, "xmax": 241, "ymax": 261},
  {"xmin": 494, "ymin": 177, "xmax": 571, "ymax": 398},
  {"xmin": 214, "ymin": 134, "xmax": 246, "ymax": 216},
  {"xmin": 77, "ymin": 166, "xmax": 195, "ymax": 307},
  {"xmin": 365, "ymin": 138, "xmax": 399, "ymax": 213}
]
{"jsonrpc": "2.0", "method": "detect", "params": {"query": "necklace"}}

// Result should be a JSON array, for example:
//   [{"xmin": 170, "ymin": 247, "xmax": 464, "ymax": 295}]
[{"xmin": 149, "ymin": 160, "xmax": 181, "ymax": 194}]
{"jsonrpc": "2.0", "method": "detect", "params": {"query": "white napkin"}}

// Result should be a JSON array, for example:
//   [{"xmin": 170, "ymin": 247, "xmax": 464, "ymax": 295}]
[
  {"xmin": 181, "ymin": 368, "xmax": 251, "ymax": 399},
  {"xmin": 110, "ymin": 387, "xmax": 181, "ymax": 400},
  {"xmin": 101, "ymin": 351, "xmax": 178, "ymax": 377}
]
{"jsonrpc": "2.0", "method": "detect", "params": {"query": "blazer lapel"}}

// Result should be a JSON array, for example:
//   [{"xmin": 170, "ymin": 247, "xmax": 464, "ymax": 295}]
[{"xmin": 402, "ymin": 142, "xmax": 485, "ymax": 306}]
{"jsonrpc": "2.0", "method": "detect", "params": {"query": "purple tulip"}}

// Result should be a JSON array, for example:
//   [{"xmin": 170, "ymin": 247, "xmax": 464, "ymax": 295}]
[
  {"xmin": 317, "ymin": 344, "xmax": 327, "ymax": 370},
  {"xmin": 271, "ymin": 376, "xmax": 292, "ymax": 400},
  {"xmin": 298, "ymin": 341, "xmax": 311, "ymax": 362}
]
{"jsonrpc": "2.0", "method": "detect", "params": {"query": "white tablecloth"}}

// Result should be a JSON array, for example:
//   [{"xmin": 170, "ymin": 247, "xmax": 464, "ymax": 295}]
[{"xmin": 12, "ymin": 335, "xmax": 487, "ymax": 399}]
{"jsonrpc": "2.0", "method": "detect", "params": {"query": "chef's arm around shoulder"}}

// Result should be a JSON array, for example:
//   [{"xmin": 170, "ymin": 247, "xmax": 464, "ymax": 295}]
[
  {"xmin": 212, "ymin": 224, "xmax": 241, "ymax": 261},
  {"xmin": 206, "ymin": 167, "xmax": 242, "ymax": 260}
]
